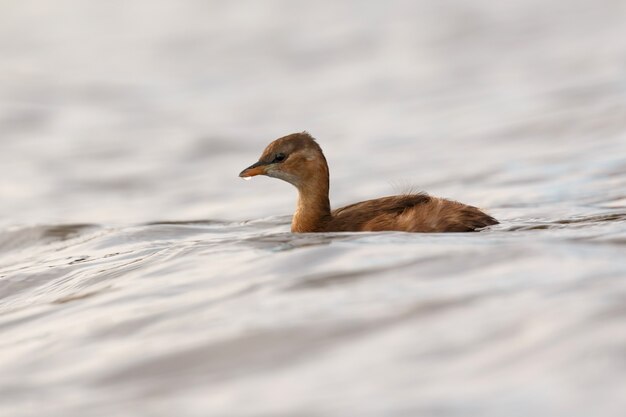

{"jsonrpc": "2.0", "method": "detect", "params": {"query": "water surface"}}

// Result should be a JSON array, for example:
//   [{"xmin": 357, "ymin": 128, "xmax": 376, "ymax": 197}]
[{"xmin": 1, "ymin": 0, "xmax": 625, "ymax": 416}]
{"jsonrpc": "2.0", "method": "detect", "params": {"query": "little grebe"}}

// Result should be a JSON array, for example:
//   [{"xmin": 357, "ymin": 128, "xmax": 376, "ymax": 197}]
[{"xmin": 239, "ymin": 132, "xmax": 498, "ymax": 233}]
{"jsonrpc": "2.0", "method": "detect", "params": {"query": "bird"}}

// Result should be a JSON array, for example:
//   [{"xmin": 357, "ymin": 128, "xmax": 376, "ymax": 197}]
[{"xmin": 239, "ymin": 132, "xmax": 498, "ymax": 233}]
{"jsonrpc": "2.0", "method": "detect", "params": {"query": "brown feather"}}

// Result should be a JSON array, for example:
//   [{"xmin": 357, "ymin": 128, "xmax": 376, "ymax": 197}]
[{"xmin": 240, "ymin": 132, "xmax": 498, "ymax": 233}]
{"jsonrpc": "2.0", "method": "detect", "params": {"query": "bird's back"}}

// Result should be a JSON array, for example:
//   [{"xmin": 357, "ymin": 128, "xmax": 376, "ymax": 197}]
[{"xmin": 327, "ymin": 193, "xmax": 497, "ymax": 232}]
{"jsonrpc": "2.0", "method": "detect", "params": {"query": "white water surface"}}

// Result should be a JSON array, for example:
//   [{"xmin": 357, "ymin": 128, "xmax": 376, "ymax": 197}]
[{"xmin": 1, "ymin": 1, "xmax": 625, "ymax": 416}]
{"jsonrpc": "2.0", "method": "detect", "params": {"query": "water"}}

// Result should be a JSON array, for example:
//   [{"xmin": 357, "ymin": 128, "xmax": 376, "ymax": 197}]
[{"xmin": 1, "ymin": 0, "xmax": 626, "ymax": 416}]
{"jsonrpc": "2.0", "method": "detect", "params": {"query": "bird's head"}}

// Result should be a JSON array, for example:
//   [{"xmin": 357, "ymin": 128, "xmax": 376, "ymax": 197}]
[{"xmin": 239, "ymin": 132, "xmax": 328, "ymax": 188}]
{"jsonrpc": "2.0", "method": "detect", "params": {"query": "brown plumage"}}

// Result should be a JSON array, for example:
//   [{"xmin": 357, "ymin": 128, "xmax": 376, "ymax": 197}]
[{"xmin": 239, "ymin": 132, "xmax": 498, "ymax": 233}]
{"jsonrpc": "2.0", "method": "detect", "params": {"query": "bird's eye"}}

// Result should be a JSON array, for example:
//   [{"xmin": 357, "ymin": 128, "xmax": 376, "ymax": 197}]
[{"xmin": 273, "ymin": 153, "xmax": 286, "ymax": 163}]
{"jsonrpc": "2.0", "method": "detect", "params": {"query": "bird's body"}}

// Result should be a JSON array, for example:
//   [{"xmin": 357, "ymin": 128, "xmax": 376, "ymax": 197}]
[{"xmin": 239, "ymin": 132, "xmax": 498, "ymax": 233}]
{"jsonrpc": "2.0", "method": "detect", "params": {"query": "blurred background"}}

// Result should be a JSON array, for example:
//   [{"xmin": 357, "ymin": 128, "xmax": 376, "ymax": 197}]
[
  {"xmin": 0, "ymin": 1, "xmax": 625, "ymax": 416},
  {"xmin": 1, "ymin": 0, "xmax": 624, "ymax": 226}
]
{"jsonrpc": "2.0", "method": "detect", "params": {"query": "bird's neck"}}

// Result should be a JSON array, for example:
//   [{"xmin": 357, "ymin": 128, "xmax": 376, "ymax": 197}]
[{"xmin": 292, "ymin": 171, "xmax": 331, "ymax": 233}]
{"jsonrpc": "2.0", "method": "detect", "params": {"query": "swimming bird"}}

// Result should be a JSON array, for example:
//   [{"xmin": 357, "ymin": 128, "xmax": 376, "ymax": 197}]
[{"xmin": 239, "ymin": 132, "xmax": 498, "ymax": 233}]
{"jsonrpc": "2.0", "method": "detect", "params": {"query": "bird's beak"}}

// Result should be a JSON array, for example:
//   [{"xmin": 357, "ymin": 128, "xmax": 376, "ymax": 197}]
[{"xmin": 239, "ymin": 161, "xmax": 268, "ymax": 178}]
